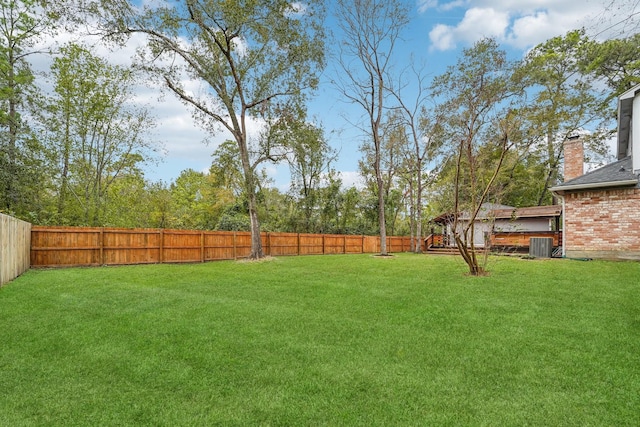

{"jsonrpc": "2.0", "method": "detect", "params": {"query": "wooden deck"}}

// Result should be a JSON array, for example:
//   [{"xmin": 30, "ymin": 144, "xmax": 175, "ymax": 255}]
[{"xmin": 424, "ymin": 231, "xmax": 562, "ymax": 255}]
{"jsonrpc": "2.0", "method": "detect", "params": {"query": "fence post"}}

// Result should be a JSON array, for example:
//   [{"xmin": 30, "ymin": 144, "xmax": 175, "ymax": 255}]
[
  {"xmin": 297, "ymin": 233, "xmax": 300, "ymax": 256},
  {"xmin": 159, "ymin": 229, "xmax": 164, "ymax": 264},
  {"xmin": 99, "ymin": 228, "xmax": 104, "ymax": 265},
  {"xmin": 266, "ymin": 232, "xmax": 270, "ymax": 256},
  {"xmin": 200, "ymin": 231, "xmax": 205, "ymax": 263}
]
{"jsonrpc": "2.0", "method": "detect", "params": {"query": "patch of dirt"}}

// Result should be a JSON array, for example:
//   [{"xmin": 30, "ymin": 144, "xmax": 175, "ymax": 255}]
[{"xmin": 237, "ymin": 256, "xmax": 277, "ymax": 264}]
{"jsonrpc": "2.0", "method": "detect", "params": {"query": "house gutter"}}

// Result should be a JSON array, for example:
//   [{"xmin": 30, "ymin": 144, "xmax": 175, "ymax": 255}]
[
  {"xmin": 549, "ymin": 179, "xmax": 638, "ymax": 193},
  {"xmin": 553, "ymin": 192, "xmax": 566, "ymax": 258}
]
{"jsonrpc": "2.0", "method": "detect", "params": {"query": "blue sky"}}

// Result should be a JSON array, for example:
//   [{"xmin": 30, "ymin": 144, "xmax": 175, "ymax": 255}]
[{"xmin": 66, "ymin": 0, "xmax": 637, "ymax": 190}]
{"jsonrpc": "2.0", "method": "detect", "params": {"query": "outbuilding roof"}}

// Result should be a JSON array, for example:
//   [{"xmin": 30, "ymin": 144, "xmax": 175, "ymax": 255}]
[{"xmin": 432, "ymin": 203, "xmax": 562, "ymax": 224}]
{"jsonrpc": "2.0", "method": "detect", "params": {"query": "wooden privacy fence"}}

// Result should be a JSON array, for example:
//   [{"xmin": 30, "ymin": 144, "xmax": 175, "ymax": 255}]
[
  {"xmin": 31, "ymin": 226, "xmax": 412, "ymax": 268},
  {"xmin": 1, "ymin": 213, "xmax": 31, "ymax": 286}
]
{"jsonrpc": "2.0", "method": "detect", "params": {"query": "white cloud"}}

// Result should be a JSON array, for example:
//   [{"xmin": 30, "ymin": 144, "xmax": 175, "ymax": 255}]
[
  {"xmin": 337, "ymin": 171, "xmax": 364, "ymax": 190},
  {"xmin": 418, "ymin": 0, "xmax": 466, "ymax": 13},
  {"xmin": 417, "ymin": 0, "xmax": 439, "ymax": 14},
  {"xmin": 429, "ymin": 24, "xmax": 457, "ymax": 50},
  {"xmin": 422, "ymin": 0, "xmax": 633, "ymax": 52},
  {"xmin": 507, "ymin": 11, "xmax": 553, "ymax": 49},
  {"xmin": 429, "ymin": 7, "xmax": 508, "ymax": 51},
  {"xmin": 289, "ymin": 2, "xmax": 307, "ymax": 16},
  {"xmin": 456, "ymin": 8, "xmax": 509, "ymax": 40}
]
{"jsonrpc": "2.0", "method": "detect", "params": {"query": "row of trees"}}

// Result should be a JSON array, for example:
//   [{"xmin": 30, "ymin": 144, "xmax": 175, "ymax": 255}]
[{"xmin": 1, "ymin": 0, "xmax": 639, "ymax": 272}]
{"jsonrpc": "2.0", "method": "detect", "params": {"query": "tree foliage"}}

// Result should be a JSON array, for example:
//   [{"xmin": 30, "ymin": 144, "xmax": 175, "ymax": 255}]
[
  {"xmin": 580, "ymin": 32, "xmax": 640, "ymax": 101},
  {"xmin": 432, "ymin": 38, "xmax": 524, "ymax": 275},
  {"xmin": 516, "ymin": 30, "xmax": 612, "ymax": 205},
  {"xmin": 40, "ymin": 43, "xmax": 156, "ymax": 226},
  {"xmin": 0, "ymin": 0, "xmax": 55, "ymax": 216},
  {"xmin": 94, "ymin": 0, "xmax": 325, "ymax": 258}
]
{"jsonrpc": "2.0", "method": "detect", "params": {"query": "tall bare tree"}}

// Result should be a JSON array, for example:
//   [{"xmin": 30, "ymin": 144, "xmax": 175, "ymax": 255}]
[
  {"xmin": 95, "ymin": 0, "xmax": 325, "ymax": 259},
  {"xmin": 390, "ymin": 64, "xmax": 444, "ymax": 252},
  {"xmin": 334, "ymin": 0, "xmax": 408, "ymax": 255}
]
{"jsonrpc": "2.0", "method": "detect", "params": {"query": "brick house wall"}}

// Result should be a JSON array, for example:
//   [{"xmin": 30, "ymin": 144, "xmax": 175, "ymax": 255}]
[{"xmin": 564, "ymin": 187, "xmax": 640, "ymax": 260}]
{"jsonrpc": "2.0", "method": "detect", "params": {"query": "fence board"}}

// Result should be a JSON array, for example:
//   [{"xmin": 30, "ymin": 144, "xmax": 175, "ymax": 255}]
[
  {"xmin": 323, "ymin": 235, "xmax": 345, "ymax": 255},
  {"xmin": 266, "ymin": 232, "xmax": 300, "ymax": 256},
  {"xmin": 1, "ymin": 214, "xmax": 32, "ymax": 286},
  {"xmin": 299, "ymin": 234, "xmax": 324, "ymax": 255},
  {"xmin": 345, "ymin": 235, "xmax": 364, "ymax": 254},
  {"xmin": 363, "ymin": 236, "xmax": 380, "ymax": 253},
  {"xmin": 204, "ymin": 231, "xmax": 236, "ymax": 261},
  {"xmin": 30, "ymin": 226, "xmax": 412, "ymax": 268}
]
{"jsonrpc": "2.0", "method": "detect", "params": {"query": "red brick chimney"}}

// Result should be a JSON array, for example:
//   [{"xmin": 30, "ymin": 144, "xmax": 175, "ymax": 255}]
[{"xmin": 563, "ymin": 136, "xmax": 584, "ymax": 181}]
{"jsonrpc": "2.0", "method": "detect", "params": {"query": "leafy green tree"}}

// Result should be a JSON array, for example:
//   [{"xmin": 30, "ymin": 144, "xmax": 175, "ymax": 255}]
[
  {"xmin": 209, "ymin": 140, "xmax": 244, "ymax": 198},
  {"xmin": 216, "ymin": 202, "xmax": 250, "ymax": 232},
  {"xmin": 102, "ymin": 171, "xmax": 150, "ymax": 227},
  {"xmin": 169, "ymin": 169, "xmax": 213, "ymax": 229},
  {"xmin": 358, "ymin": 110, "xmax": 408, "ymax": 237},
  {"xmin": 145, "ymin": 180, "xmax": 173, "ymax": 228},
  {"xmin": 96, "ymin": 0, "xmax": 325, "ymax": 258},
  {"xmin": 0, "ymin": 0, "xmax": 55, "ymax": 217},
  {"xmin": 41, "ymin": 43, "xmax": 156, "ymax": 225},
  {"xmin": 517, "ymin": 30, "xmax": 612, "ymax": 205},
  {"xmin": 336, "ymin": 185, "xmax": 368, "ymax": 234},
  {"xmin": 432, "ymin": 38, "xmax": 524, "ymax": 276},
  {"xmin": 255, "ymin": 186, "xmax": 289, "ymax": 232},
  {"xmin": 580, "ymin": 32, "xmax": 640, "ymax": 101},
  {"xmin": 203, "ymin": 140, "xmax": 244, "ymax": 228},
  {"xmin": 279, "ymin": 119, "xmax": 336, "ymax": 233}
]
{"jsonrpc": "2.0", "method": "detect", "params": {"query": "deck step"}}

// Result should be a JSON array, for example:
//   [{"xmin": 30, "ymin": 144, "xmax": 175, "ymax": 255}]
[{"xmin": 426, "ymin": 247, "xmax": 460, "ymax": 255}]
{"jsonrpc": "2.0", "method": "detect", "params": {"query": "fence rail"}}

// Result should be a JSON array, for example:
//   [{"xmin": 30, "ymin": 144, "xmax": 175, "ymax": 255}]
[
  {"xmin": 1, "ymin": 214, "xmax": 32, "ymax": 286},
  {"xmin": 30, "ymin": 226, "xmax": 412, "ymax": 268}
]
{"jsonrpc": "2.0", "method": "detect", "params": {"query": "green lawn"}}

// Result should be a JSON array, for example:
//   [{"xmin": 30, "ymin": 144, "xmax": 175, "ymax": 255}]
[{"xmin": 1, "ymin": 254, "xmax": 639, "ymax": 426}]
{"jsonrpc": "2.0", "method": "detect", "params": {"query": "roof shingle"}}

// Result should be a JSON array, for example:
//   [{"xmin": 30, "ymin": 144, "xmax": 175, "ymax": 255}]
[{"xmin": 552, "ymin": 156, "xmax": 639, "ymax": 190}]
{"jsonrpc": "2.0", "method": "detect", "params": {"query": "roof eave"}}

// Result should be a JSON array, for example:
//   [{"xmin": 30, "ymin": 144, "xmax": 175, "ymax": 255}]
[{"xmin": 550, "ymin": 179, "xmax": 638, "ymax": 193}]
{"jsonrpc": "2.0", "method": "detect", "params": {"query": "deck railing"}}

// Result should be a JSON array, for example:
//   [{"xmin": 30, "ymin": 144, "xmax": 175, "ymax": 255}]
[{"xmin": 425, "ymin": 231, "xmax": 562, "ymax": 252}]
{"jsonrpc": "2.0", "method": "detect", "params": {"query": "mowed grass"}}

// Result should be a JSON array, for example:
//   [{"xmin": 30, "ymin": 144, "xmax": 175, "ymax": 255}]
[{"xmin": 1, "ymin": 254, "xmax": 639, "ymax": 426}]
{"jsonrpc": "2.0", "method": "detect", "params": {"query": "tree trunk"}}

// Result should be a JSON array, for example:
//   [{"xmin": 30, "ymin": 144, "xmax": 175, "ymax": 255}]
[
  {"xmin": 238, "ymin": 134, "xmax": 264, "ymax": 260},
  {"xmin": 455, "ymin": 235, "xmax": 485, "ymax": 276},
  {"xmin": 376, "ymin": 148, "xmax": 388, "ymax": 255},
  {"xmin": 247, "ymin": 188, "xmax": 264, "ymax": 259},
  {"xmin": 415, "ymin": 164, "xmax": 424, "ymax": 253}
]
